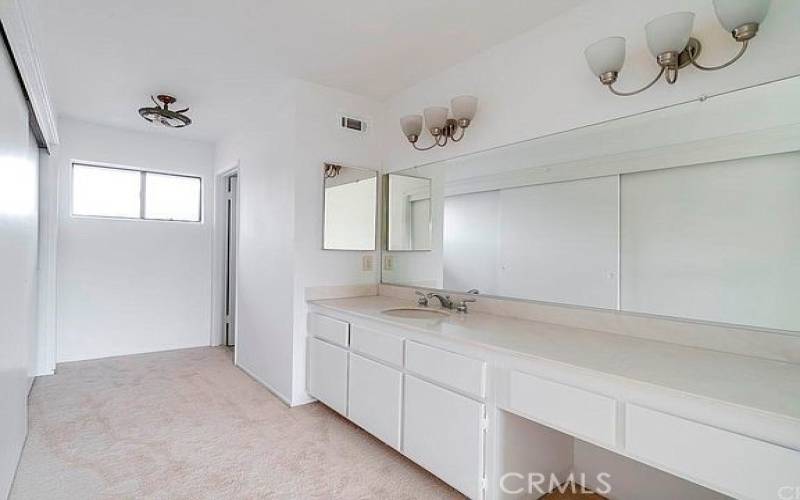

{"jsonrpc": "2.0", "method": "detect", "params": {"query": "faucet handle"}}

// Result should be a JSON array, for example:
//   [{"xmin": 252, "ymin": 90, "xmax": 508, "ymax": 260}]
[
  {"xmin": 415, "ymin": 290, "xmax": 429, "ymax": 307},
  {"xmin": 455, "ymin": 297, "xmax": 477, "ymax": 313}
]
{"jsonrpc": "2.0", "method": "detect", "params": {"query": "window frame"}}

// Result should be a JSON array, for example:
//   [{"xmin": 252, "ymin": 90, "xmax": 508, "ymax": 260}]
[{"xmin": 70, "ymin": 161, "xmax": 203, "ymax": 223}]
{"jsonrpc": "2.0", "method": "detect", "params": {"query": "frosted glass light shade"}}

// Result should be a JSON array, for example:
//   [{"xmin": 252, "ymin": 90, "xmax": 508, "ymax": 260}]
[
  {"xmin": 423, "ymin": 106, "xmax": 449, "ymax": 132},
  {"xmin": 713, "ymin": 0, "xmax": 770, "ymax": 31},
  {"xmin": 400, "ymin": 115, "xmax": 423, "ymax": 137},
  {"xmin": 451, "ymin": 95, "xmax": 478, "ymax": 121},
  {"xmin": 585, "ymin": 37, "xmax": 626, "ymax": 76},
  {"xmin": 645, "ymin": 12, "xmax": 695, "ymax": 56}
]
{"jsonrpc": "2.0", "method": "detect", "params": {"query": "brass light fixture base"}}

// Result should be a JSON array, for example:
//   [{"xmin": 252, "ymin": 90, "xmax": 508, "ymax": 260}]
[
  {"xmin": 156, "ymin": 94, "xmax": 177, "ymax": 107},
  {"xmin": 441, "ymin": 118, "xmax": 459, "ymax": 138},
  {"xmin": 732, "ymin": 22, "xmax": 759, "ymax": 42},
  {"xmin": 677, "ymin": 38, "xmax": 703, "ymax": 69}
]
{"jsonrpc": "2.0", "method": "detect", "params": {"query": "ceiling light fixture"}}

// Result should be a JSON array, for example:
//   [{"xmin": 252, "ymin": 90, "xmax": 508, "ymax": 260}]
[
  {"xmin": 584, "ymin": 0, "xmax": 771, "ymax": 96},
  {"xmin": 400, "ymin": 95, "xmax": 478, "ymax": 150},
  {"xmin": 138, "ymin": 95, "xmax": 192, "ymax": 128}
]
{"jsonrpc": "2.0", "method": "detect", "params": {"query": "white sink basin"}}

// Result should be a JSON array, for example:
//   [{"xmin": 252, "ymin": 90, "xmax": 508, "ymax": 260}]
[{"xmin": 381, "ymin": 307, "xmax": 450, "ymax": 319}]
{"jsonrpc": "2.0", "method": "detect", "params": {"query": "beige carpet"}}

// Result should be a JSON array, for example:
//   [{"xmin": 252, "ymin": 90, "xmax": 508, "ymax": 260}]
[{"xmin": 10, "ymin": 347, "xmax": 463, "ymax": 499}]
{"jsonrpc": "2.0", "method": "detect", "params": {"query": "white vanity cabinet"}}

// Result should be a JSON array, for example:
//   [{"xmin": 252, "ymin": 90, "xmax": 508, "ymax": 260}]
[
  {"xmin": 307, "ymin": 314, "xmax": 350, "ymax": 416},
  {"xmin": 626, "ymin": 405, "xmax": 800, "ymax": 500},
  {"xmin": 403, "ymin": 341, "xmax": 488, "ymax": 499},
  {"xmin": 308, "ymin": 300, "xmax": 800, "ymax": 500},
  {"xmin": 307, "ymin": 337, "xmax": 349, "ymax": 416},
  {"xmin": 348, "ymin": 353, "xmax": 402, "ymax": 449},
  {"xmin": 307, "ymin": 312, "xmax": 488, "ymax": 499},
  {"xmin": 404, "ymin": 375, "xmax": 486, "ymax": 499}
]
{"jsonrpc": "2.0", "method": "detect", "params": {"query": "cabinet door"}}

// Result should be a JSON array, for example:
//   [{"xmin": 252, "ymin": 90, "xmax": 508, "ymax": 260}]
[
  {"xmin": 403, "ymin": 375, "xmax": 485, "ymax": 499},
  {"xmin": 348, "ymin": 353, "xmax": 402, "ymax": 449},
  {"xmin": 308, "ymin": 337, "xmax": 348, "ymax": 416}
]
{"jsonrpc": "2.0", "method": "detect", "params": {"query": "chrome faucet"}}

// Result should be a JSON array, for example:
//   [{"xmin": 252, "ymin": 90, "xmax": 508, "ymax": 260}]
[
  {"xmin": 415, "ymin": 290, "xmax": 429, "ymax": 307},
  {"xmin": 427, "ymin": 293, "xmax": 454, "ymax": 309},
  {"xmin": 455, "ymin": 297, "xmax": 477, "ymax": 313}
]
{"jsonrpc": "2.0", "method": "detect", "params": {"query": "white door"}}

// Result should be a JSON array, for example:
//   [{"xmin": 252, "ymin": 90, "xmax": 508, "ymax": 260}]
[
  {"xmin": 224, "ymin": 174, "xmax": 238, "ymax": 346},
  {"xmin": 403, "ymin": 375, "xmax": 486, "ymax": 499},
  {"xmin": 348, "ymin": 353, "xmax": 402, "ymax": 449},
  {"xmin": 308, "ymin": 337, "xmax": 348, "ymax": 416}
]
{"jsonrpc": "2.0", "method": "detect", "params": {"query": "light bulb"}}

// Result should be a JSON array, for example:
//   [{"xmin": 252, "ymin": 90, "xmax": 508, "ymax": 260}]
[
  {"xmin": 645, "ymin": 12, "xmax": 695, "ymax": 57},
  {"xmin": 585, "ymin": 37, "xmax": 626, "ymax": 77},
  {"xmin": 450, "ymin": 96, "xmax": 478, "ymax": 122},
  {"xmin": 400, "ymin": 115, "xmax": 423, "ymax": 138},
  {"xmin": 423, "ymin": 107, "xmax": 449, "ymax": 134},
  {"xmin": 713, "ymin": 0, "xmax": 771, "ymax": 32}
]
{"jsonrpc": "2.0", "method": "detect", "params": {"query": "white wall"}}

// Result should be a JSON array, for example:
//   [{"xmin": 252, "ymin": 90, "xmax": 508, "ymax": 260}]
[
  {"xmin": 215, "ymin": 79, "xmax": 386, "ymax": 405},
  {"xmin": 290, "ymin": 80, "xmax": 386, "ymax": 404},
  {"xmin": 385, "ymin": 0, "xmax": 800, "ymax": 173},
  {"xmin": 214, "ymin": 83, "xmax": 298, "ymax": 402},
  {"xmin": 35, "ymin": 147, "xmax": 58, "ymax": 375},
  {"xmin": 46, "ymin": 118, "xmax": 214, "ymax": 362},
  {"xmin": 0, "ymin": 41, "xmax": 39, "ymax": 499}
]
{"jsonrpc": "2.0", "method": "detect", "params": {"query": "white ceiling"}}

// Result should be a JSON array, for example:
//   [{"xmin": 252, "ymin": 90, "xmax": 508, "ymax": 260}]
[{"xmin": 29, "ymin": 0, "xmax": 583, "ymax": 142}]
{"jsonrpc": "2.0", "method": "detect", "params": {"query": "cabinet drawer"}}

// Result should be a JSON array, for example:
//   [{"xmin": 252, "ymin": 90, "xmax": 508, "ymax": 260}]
[
  {"xmin": 308, "ymin": 313, "xmax": 349, "ymax": 347},
  {"xmin": 509, "ymin": 371, "xmax": 617, "ymax": 447},
  {"xmin": 403, "ymin": 375, "xmax": 485, "ymax": 499},
  {"xmin": 405, "ymin": 341, "xmax": 485, "ymax": 399},
  {"xmin": 626, "ymin": 404, "xmax": 800, "ymax": 500},
  {"xmin": 350, "ymin": 326, "xmax": 404, "ymax": 367},
  {"xmin": 348, "ymin": 353, "xmax": 402, "ymax": 449},
  {"xmin": 307, "ymin": 337, "xmax": 348, "ymax": 416}
]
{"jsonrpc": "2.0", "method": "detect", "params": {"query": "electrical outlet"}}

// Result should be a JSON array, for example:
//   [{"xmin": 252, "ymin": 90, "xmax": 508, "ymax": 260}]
[
  {"xmin": 383, "ymin": 254, "xmax": 394, "ymax": 271},
  {"xmin": 362, "ymin": 254, "xmax": 373, "ymax": 272}
]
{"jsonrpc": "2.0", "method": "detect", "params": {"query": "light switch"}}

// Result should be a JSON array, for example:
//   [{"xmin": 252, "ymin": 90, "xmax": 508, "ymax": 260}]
[
  {"xmin": 362, "ymin": 254, "xmax": 373, "ymax": 271},
  {"xmin": 383, "ymin": 254, "xmax": 394, "ymax": 271}
]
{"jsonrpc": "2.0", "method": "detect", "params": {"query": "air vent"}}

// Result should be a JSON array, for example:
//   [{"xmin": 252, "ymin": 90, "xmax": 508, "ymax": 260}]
[{"xmin": 340, "ymin": 115, "xmax": 367, "ymax": 133}]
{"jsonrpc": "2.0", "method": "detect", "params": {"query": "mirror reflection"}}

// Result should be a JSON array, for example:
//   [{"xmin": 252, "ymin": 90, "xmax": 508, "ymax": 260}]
[
  {"xmin": 323, "ymin": 164, "xmax": 377, "ymax": 251},
  {"xmin": 385, "ymin": 173, "xmax": 432, "ymax": 251},
  {"xmin": 382, "ymin": 77, "xmax": 800, "ymax": 332}
]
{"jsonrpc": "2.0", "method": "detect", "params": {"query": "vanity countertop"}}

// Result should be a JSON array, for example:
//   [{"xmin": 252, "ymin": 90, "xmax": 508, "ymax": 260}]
[{"xmin": 309, "ymin": 295, "xmax": 800, "ymax": 439}]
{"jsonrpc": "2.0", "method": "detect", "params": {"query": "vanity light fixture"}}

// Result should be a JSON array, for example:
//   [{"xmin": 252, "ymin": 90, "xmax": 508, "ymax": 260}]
[
  {"xmin": 585, "ymin": 0, "xmax": 771, "ymax": 96},
  {"xmin": 400, "ymin": 95, "xmax": 478, "ymax": 150}
]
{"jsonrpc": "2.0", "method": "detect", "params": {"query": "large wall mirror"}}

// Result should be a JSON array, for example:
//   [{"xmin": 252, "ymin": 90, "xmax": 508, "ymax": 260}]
[
  {"xmin": 323, "ymin": 164, "xmax": 377, "ymax": 251},
  {"xmin": 382, "ymin": 76, "xmax": 800, "ymax": 332},
  {"xmin": 384, "ymin": 173, "xmax": 432, "ymax": 251}
]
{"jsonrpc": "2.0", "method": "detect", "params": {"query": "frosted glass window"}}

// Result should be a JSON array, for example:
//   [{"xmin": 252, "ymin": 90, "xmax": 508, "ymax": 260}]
[
  {"xmin": 72, "ymin": 164, "xmax": 141, "ymax": 218},
  {"xmin": 144, "ymin": 172, "xmax": 201, "ymax": 222},
  {"xmin": 71, "ymin": 163, "xmax": 201, "ymax": 222}
]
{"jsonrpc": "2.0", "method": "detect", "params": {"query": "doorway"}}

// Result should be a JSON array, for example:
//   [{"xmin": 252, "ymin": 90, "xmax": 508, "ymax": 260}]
[{"xmin": 222, "ymin": 172, "xmax": 238, "ymax": 347}]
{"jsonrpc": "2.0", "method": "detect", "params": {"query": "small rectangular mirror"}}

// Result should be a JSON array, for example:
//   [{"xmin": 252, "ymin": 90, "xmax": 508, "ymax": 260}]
[
  {"xmin": 323, "ymin": 164, "xmax": 377, "ymax": 251},
  {"xmin": 385, "ymin": 173, "xmax": 432, "ymax": 251}
]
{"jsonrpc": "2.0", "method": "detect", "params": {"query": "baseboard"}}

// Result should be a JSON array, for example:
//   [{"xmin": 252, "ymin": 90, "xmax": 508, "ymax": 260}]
[
  {"xmin": 31, "ymin": 368, "xmax": 54, "ymax": 378},
  {"xmin": 291, "ymin": 394, "xmax": 316, "ymax": 407},
  {"xmin": 55, "ymin": 343, "xmax": 212, "ymax": 364},
  {"xmin": 6, "ymin": 401, "xmax": 32, "ymax": 500},
  {"xmin": 234, "ymin": 362, "xmax": 293, "ymax": 407}
]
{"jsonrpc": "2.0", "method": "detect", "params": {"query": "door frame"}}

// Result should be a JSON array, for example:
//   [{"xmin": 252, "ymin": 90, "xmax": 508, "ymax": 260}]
[{"xmin": 211, "ymin": 164, "xmax": 240, "ymax": 357}]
